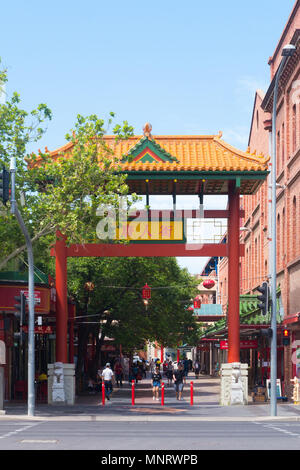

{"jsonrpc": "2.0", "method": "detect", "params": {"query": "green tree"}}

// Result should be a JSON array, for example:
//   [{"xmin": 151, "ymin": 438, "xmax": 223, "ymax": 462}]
[
  {"xmin": 67, "ymin": 257, "xmax": 200, "ymax": 386},
  {"xmin": 0, "ymin": 63, "xmax": 136, "ymax": 271}
]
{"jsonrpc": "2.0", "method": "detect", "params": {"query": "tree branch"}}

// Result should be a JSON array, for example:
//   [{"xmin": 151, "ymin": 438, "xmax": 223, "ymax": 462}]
[{"xmin": 0, "ymin": 223, "xmax": 54, "ymax": 270}]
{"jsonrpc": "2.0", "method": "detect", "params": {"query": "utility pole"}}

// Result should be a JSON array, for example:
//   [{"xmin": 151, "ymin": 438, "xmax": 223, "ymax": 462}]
[{"xmin": 10, "ymin": 157, "xmax": 35, "ymax": 417}]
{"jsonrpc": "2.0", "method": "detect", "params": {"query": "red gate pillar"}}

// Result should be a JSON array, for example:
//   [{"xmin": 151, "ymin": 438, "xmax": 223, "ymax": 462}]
[
  {"xmin": 55, "ymin": 231, "xmax": 68, "ymax": 363},
  {"xmin": 227, "ymin": 182, "xmax": 240, "ymax": 363},
  {"xmin": 68, "ymin": 303, "xmax": 75, "ymax": 364}
]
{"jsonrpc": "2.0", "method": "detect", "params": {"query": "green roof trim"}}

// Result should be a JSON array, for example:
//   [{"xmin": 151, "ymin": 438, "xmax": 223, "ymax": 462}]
[
  {"xmin": 122, "ymin": 136, "xmax": 179, "ymax": 163},
  {"xmin": 0, "ymin": 269, "xmax": 49, "ymax": 285},
  {"xmin": 200, "ymin": 290, "xmax": 282, "ymax": 339}
]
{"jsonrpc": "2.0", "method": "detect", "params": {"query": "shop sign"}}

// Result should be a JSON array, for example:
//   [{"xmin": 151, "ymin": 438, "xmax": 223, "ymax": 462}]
[
  {"xmin": 197, "ymin": 345, "xmax": 210, "ymax": 351},
  {"xmin": 220, "ymin": 340, "xmax": 258, "ymax": 350},
  {"xmin": 101, "ymin": 344, "xmax": 116, "ymax": 352},
  {"xmin": 22, "ymin": 325, "xmax": 53, "ymax": 334},
  {"xmin": 23, "ymin": 290, "xmax": 41, "ymax": 305},
  {"xmin": 0, "ymin": 285, "xmax": 50, "ymax": 313}
]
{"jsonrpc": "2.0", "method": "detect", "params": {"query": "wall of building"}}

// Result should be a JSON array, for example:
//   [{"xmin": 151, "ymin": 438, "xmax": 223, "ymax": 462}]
[{"xmin": 238, "ymin": 1, "xmax": 300, "ymax": 395}]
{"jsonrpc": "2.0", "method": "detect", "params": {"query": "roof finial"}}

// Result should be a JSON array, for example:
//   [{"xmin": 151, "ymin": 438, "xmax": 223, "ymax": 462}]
[{"xmin": 143, "ymin": 122, "xmax": 152, "ymax": 138}]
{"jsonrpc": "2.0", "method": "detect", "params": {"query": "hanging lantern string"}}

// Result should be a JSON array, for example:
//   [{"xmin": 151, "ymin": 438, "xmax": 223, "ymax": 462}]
[{"xmin": 84, "ymin": 284, "xmax": 197, "ymax": 290}]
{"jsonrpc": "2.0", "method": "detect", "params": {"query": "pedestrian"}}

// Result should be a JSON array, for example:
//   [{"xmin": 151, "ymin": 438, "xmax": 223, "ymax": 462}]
[
  {"xmin": 214, "ymin": 362, "xmax": 220, "ymax": 377},
  {"xmin": 166, "ymin": 360, "xmax": 174, "ymax": 387},
  {"xmin": 183, "ymin": 357, "xmax": 189, "ymax": 383},
  {"xmin": 173, "ymin": 363, "xmax": 185, "ymax": 401},
  {"xmin": 194, "ymin": 359, "xmax": 200, "ymax": 379},
  {"xmin": 87, "ymin": 377, "xmax": 95, "ymax": 394},
  {"xmin": 114, "ymin": 361, "xmax": 123, "ymax": 388},
  {"xmin": 101, "ymin": 363, "xmax": 114, "ymax": 401},
  {"xmin": 142, "ymin": 360, "xmax": 147, "ymax": 378},
  {"xmin": 152, "ymin": 365, "xmax": 162, "ymax": 401},
  {"xmin": 132, "ymin": 363, "xmax": 139, "ymax": 383}
]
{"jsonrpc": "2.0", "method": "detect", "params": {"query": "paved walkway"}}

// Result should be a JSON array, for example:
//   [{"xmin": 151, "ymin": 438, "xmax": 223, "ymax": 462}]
[{"xmin": 2, "ymin": 373, "xmax": 300, "ymax": 422}]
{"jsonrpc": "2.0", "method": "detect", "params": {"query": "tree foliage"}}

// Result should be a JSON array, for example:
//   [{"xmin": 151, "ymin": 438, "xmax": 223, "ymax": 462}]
[
  {"xmin": 67, "ymin": 256, "xmax": 200, "ymax": 380},
  {"xmin": 0, "ymin": 63, "xmax": 136, "ymax": 271}
]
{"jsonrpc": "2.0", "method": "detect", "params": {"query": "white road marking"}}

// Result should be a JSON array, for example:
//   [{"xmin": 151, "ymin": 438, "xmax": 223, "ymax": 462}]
[
  {"xmin": 253, "ymin": 421, "xmax": 300, "ymax": 439},
  {"xmin": 20, "ymin": 439, "xmax": 58, "ymax": 444},
  {"xmin": 0, "ymin": 421, "xmax": 43, "ymax": 440}
]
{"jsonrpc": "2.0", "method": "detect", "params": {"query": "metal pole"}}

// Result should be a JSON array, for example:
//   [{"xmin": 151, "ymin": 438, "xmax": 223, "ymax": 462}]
[
  {"xmin": 270, "ymin": 56, "xmax": 287, "ymax": 417},
  {"xmin": 10, "ymin": 158, "xmax": 35, "ymax": 417}
]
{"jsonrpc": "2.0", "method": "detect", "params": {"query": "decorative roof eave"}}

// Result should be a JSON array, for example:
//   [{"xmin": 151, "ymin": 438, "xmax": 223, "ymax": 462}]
[
  {"xmin": 121, "ymin": 170, "xmax": 269, "ymax": 179},
  {"xmin": 200, "ymin": 292, "xmax": 282, "ymax": 339},
  {"xmin": 269, "ymin": 2, "xmax": 300, "ymax": 67},
  {"xmin": 261, "ymin": 29, "xmax": 300, "ymax": 113},
  {"xmin": 28, "ymin": 125, "xmax": 270, "ymax": 177}
]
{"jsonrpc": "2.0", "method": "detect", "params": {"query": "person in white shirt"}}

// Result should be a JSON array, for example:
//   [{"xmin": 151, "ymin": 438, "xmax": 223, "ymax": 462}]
[{"xmin": 101, "ymin": 363, "xmax": 114, "ymax": 400}]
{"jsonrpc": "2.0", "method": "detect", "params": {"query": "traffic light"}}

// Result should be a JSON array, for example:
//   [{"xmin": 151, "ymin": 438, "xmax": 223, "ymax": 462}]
[
  {"xmin": 14, "ymin": 292, "xmax": 26, "ymax": 327},
  {"xmin": 283, "ymin": 328, "xmax": 290, "ymax": 346},
  {"xmin": 0, "ymin": 166, "xmax": 10, "ymax": 205},
  {"xmin": 259, "ymin": 328, "xmax": 273, "ymax": 341},
  {"xmin": 256, "ymin": 281, "xmax": 270, "ymax": 315}
]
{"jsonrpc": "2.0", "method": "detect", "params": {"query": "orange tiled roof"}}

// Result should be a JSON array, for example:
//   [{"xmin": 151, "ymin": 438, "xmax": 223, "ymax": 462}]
[{"xmin": 42, "ymin": 132, "xmax": 269, "ymax": 173}]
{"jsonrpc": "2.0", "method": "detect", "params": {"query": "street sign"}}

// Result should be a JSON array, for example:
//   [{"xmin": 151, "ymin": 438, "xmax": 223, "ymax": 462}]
[
  {"xmin": 220, "ymin": 340, "xmax": 258, "ymax": 350},
  {"xmin": 23, "ymin": 290, "xmax": 41, "ymax": 305}
]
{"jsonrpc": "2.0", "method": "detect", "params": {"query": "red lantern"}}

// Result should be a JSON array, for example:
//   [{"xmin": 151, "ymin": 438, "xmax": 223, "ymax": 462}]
[
  {"xmin": 142, "ymin": 283, "xmax": 151, "ymax": 300},
  {"xmin": 193, "ymin": 297, "xmax": 201, "ymax": 309},
  {"xmin": 203, "ymin": 279, "xmax": 215, "ymax": 289}
]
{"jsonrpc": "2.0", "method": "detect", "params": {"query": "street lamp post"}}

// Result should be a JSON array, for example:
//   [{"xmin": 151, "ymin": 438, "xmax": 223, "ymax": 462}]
[
  {"xmin": 270, "ymin": 43, "xmax": 296, "ymax": 416},
  {"xmin": 10, "ymin": 157, "xmax": 35, "ymax": 417}
]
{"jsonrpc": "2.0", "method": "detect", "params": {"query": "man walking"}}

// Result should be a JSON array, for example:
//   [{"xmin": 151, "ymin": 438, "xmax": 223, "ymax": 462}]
[
  {"xmin": 114, "ymin": 361, "xmax": 123, "ymax": 388},
  {"xmin": 173, "ymin": 362, "xmax": 185, "ymax": 401},
  {"xmin": 101, "ymin": 363, "xmax": 114, "ymax": 401}
]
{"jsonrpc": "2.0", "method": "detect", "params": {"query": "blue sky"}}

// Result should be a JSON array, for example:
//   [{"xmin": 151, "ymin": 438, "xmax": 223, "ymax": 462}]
[{"xmin": 0, "ymin": 0, "xmax": 296, "ymax": 273}]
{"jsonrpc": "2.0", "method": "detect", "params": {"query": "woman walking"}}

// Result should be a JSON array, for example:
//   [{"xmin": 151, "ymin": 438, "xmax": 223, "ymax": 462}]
[{"xmin": 151, "ymin": 365, "xmax": 162, "ymax": 401}]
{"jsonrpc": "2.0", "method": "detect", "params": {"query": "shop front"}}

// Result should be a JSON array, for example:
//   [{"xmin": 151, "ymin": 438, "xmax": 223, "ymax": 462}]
[
  {"xmin": 199, "ymin": 294, "xmax": 285, "ymax": 392},
  {"xmin": 0, "ymin": 271, "xmax": 56, "ymax": 400}
]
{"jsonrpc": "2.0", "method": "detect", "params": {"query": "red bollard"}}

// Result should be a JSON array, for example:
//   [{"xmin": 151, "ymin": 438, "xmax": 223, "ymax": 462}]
[
  {"xmin": 102, "ymin": 381, "xmax": 105, "ymax": 406},
  {"xmin": 190, "ymin": 381, "xmax": 194, "ymax": 406},
  {"xmin": 161, "ymin": 382, "xmax": 165, "ymax": 406},
  {"xmin": 131, "ymin": 380, "xmax": 135, "ymax": 405}
]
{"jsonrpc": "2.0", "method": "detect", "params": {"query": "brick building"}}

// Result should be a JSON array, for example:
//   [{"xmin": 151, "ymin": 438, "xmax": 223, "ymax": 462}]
[{"xmin": 219, "ymin": 0, "xmax": 300, "ymax": 394}]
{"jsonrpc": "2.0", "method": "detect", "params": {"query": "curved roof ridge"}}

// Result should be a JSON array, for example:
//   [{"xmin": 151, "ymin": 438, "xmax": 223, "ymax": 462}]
[{"xmin": 214, "ymin": 135, "xmax": 270, "ymax": 166}]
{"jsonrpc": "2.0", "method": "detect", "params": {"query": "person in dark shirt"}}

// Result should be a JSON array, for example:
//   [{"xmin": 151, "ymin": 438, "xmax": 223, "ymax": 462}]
[
  {"xmin": 173, "ymin": 363, "xmax": 185, "ymax": 400},
  {"xmin": 152, "ymin": 366, "xmax": 162, "ymax": 401}
]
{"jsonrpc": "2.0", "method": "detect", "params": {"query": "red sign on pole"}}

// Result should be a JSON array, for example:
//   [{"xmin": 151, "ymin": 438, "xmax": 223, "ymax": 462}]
[
  {"xmin": 22, "ymin": 325, "xmax": 53, "ymax": 334},
  {"xmin": 220, "ymin": 340, "xmax": 258, "ymax": 350}
]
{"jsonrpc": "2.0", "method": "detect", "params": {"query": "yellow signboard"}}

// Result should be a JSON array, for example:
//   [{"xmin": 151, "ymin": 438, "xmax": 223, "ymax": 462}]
[{"xmin": 116, "ymin": 220, "xmax": 183, "ymax": 241}]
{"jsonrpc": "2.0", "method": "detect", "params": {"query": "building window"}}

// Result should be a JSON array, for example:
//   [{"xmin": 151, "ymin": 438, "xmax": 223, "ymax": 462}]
[
  {"xmin": 277, "ymin": 213, "xmax": 280, "ymax": 270},
  {"xmin": 282, "ymin": 123, "xmax": 285, "ymax": 166},
  {"xmin": 293, "ymin": 196, "xmax": 297, "ymax": 259},
  {"xmin": 277, "ymin": 130, "xmax": 280, "ymax": 172},
  {"xmin": 282, "ymin": 208, "xmax": 285, "ymax": 265},
  {"xmin": 292, "ymin": 104, "xmax": 297, "ymax": 153},
  {"xmin": 255, "ymin": 238, "xmax": 258, "ymax": 285},
  {"xmin": 265, "ymin": 260, "xmax": 268, "ymax": 277}
]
